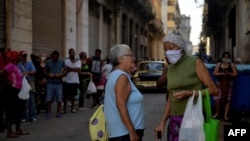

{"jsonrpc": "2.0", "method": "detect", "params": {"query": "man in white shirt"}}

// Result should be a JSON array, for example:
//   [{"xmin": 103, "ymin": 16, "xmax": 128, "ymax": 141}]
[{"xmin": 63, "ymin": 48, "xmax": 81, "ymax": 113}]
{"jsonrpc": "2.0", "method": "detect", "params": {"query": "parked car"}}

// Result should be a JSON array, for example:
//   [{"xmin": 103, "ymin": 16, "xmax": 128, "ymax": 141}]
[{"xmin": 132, "ymin": 61, "xmax": 166, "ymax": 89}]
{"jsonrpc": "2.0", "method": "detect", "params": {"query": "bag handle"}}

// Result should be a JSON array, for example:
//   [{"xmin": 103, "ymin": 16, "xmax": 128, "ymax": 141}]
[{"xmin": 203, "ymin": 89, "xmax": 212, "ymax": 120}]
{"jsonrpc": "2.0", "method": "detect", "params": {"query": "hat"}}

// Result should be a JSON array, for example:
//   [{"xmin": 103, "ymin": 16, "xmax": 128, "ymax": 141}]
[
  {"xmin": 6, "ymin": 51, "xmax": 19, "ymax": 61},
  {"xmin": 19, "ymin": 51, "xmax": 27, "ymax": 56},
  {"xmin": 163, "ymin": 33, "xmax": 186, "ymax": 49}
]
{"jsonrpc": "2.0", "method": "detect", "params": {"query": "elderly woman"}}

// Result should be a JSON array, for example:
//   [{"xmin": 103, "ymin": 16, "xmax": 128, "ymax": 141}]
[
  {"xmin": 104, "ymin": 44, "xmax": 144, "ymax": 141},
  {"xmin": 0, "ymin": 51, "xmax": 29, "ymax": 138},
  {"xmin": 154, "ymin": 33, "xmax": 218, "ymax": 141}
]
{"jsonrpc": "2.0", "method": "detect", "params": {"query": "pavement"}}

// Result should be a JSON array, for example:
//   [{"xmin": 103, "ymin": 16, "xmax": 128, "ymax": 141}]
[{"xmin": 0, "ymin": 93, "xmax": 228, "ymax": 141}]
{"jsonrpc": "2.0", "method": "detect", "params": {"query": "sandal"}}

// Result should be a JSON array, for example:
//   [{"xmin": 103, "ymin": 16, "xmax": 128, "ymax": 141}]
[
  {"xmin": 7, "ymin": 134, "xmax": 19, "ymax": 138},
  {"xmin": 71, "ymin": 109, "xmax": 77, "ymax": 113},
  {"xmin": 15, "ymin": 131, "xmax": 29, "ymax": 135}
]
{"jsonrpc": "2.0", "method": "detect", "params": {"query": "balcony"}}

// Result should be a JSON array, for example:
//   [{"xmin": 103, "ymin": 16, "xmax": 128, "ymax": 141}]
[
  {"xmin": 148, "ymin": 19, "xmax": 165, "ymax": 36},
  {"xmin": 122, "ymin": 0, "xmax": 154, "ymax": 21},
  {"xmin": 167, "ymin": 5, "xmax": 176, "ymax": 14}
]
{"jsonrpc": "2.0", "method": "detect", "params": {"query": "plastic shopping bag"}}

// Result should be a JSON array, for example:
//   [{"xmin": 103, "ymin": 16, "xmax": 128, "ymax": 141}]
[
  {"xmin": 179, "ymin": 91, "xmax": 205, "ymax": 141},
  {"xmin": 18, "ymin": 77, "xmax": 31, "ymax": 100},
  {"xmin": 89, "ymin": 105, "xmax": 108, "ymax": 141},
  {"xmin": 87, "ymin": 79, "xmax": 97, "ymax": 94}
]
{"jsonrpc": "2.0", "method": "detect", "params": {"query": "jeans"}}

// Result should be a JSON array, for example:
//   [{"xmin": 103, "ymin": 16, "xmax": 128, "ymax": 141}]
[{"xmin": 21, "ymin": 92, "xmax": 36, "ymax": 121}]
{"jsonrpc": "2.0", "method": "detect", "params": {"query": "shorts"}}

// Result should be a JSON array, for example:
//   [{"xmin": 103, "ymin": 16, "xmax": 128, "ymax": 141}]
[
  {"xmin": 46, "ymin": 83, "xmax": 63, "ymax": 102},
  {"xmin": 64, "ymin": 83, "xmax": 79, "ymax": 97}
]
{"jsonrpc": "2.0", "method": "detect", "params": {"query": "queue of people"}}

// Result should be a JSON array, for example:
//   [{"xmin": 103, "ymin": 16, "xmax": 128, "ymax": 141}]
[{"xmin": 0, "ymin": 47, "xmax": 111, "ymax": 138}]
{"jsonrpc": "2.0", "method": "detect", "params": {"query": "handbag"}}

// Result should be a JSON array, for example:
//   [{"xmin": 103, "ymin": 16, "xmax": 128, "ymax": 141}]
[
  {"xmin": 203, "ymin": 89, "xmax": 220, "ymax": 141},
  {"xmin": 89, "ymin": 105, "xmax": 108, "ymax": 141},
  {"xmin": 179, "ymin": 91, "xmax": 205, "ymax": 141},
  {"xmin": 18, "ymin": 77, "xmax": 31, "ymax": 100}
]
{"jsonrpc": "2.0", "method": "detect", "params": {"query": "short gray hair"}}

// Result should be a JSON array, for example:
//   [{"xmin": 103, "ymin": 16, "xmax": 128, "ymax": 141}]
[{"xmin": 109, "ymin": 44, "xmax": 131, "ymax": 67}]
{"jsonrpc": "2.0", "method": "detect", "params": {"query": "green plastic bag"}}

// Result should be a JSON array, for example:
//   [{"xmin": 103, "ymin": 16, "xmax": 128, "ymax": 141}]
[
  {"xmin": 203, "ymin": 89, "xmax": 220, "ymax": 141},
  {"xmin": 89, "ymin": 105, "xmax": 108, "ymax": 141}
]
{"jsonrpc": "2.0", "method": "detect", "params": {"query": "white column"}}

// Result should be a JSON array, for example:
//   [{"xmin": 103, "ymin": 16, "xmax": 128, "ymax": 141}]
[
  {"xmin": 82, "ymin": 0, "xmax": 89, "ymax": 55},
  {"xmin": 99, "ymin": 5, "xmax": 104, "ymax": 53},
  {"xmin": 65, "ymin": 0, "xmax": 77, "ymax": 56}
]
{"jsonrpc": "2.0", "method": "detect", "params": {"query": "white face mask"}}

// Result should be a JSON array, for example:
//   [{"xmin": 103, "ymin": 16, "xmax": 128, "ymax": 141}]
[
  {"xmin": 222, "ymin": 58, "xmax": 231, "ymax": 63},
  {"xmin": 165, "ymin": 49, "xmax": 183, "ymax": 64},
  {"xmin": 41, "ymin": 57, "xmax": 46, "ymax": 61}
]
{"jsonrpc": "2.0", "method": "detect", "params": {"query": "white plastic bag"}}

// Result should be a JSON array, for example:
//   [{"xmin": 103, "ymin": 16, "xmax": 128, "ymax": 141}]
[
  {"xmin": 179, "ymin": 91, "xmax": 205, "ymax": 141},
  {"xmin": 18, "ymin": 77, "xmax": 31, "ymax": 100},
  {"xmin": 87, "ymin": 79, "xmax": 97, "ymax": 94}
]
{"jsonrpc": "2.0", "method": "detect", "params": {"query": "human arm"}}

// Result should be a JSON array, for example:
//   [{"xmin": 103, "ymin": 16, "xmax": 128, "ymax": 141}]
[
  {"xmin": 154, "ymin": 96, "xmax": 171, "ymax": 139},
  {"xmin": 227, "ymin": 63, "xmax": 238, "ymax": 77},
  {"xmin": 213, "ymin": 63, "xmax": 225, "ymax": 76},
  {"xmin": 156, "ymin": 66, "xmax": 167, "ymax": 88},
  {"xmin": 66, "ymin": 66, "xmax": 81, "ymax": 72},
  {"xmin": 174, "ymin": 58, "xmax": 218, "ymax": 99},
  {"xmin": 115, "ymin": 74, "xmax": 139, "ymax": 141},
  {"xmin": 30, "ymin": 54, "xmax": 40, "ymax": 69},
  {"xmin": 79, "ymin": 71, "xmax": 93, "ymax": 78}
]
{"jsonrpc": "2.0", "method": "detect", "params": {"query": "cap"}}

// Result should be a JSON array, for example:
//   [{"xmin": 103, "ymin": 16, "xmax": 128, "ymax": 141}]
[{"xmin": 19, "ymin": 51, "xmax": 27, "ymax": 56}]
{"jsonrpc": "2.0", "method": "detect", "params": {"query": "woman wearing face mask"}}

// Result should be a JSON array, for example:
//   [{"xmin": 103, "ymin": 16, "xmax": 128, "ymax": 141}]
[
  {"xmin": 154, "ymin": 32, "xmax": 218, "ymax": 141},
  {"xmin": 213, "ymin": 51, "xmax": 238, "ymax": 120},
  {"xmin": 31, "ymin": 52, "xmax": 48, "ymax": 114}
]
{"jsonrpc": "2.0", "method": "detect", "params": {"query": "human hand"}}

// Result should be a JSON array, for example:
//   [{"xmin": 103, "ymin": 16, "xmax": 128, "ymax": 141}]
[
  {"xmin": 154, "ymin": 123, "xmax": 165, "ymax": 139},
  {"xmin": 129, "ymin": 130, "xmax": 139, "ymax": 141},
  {"xmin": 54, "ymin": 73, "xmax": 62, "ymax": 78},
  {"xmin": 48, "ymin": 73, "xmax": 54, "ymax": 78},
  {"xmin": 89, "ymin": 73, "xmax": 93, "ymax": 79},
  {"xmin": 173, "ymin": 91, "xmax": 191, "ymax": 99}
]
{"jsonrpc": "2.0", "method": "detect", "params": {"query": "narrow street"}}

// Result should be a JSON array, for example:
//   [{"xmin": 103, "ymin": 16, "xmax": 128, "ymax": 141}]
[{"xmin": 0, "ymin": 93, "xmax": 227, "ymax": 141}]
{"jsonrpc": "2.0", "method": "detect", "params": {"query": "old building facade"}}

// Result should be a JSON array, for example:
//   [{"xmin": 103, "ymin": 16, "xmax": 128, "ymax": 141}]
[
  {"xmin": 1, "ymin": 0, "xmax": 164, "ymax": 61},
  {"xmin": 202, "ymin": 0, "xmax": 250, "ymax": 63}
]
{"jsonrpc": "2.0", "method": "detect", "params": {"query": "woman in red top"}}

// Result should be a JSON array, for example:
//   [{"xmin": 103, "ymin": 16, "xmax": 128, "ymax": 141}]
[{"xmin": 0, "ymin": 51, "xmax": 29, "ymax": 138}]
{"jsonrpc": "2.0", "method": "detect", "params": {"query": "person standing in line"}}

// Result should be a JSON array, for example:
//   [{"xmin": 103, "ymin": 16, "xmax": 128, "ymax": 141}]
[
  {"xmin": 102, "ymin": 58, "xmax": 113, "ymax": 82},
  {"xmin": 104, "ymin": 44, "xmax": 144, "ymax": 141},
  {"xmin": 44, "ymin": 50, "xmax": 66, "ymax": 119},
  {"xmin": 87, "ymin": 49, "xmax": 103, "ymax": 108},
  {"xmin": 63, "ymin": 48, "xmax": 81, "ymax": 113},
  {"xmin": 154, "ymin": 33, "xmax": 218, "ymax": 141},
  {"xmin": 0, "ymin": 51, "xmax": 29, "ymax": 138},
  {"xmin": 213, "ymin": 51, "xmax": 238, "ymax": 120},
  {"xmin": 78, "ymin": 51, "xmax": 92, "ymax": 109},
  {"xmin": 18, "ymin": 51, "xmax": 37, "ymax": 122},
  {"xmin": 31, "ymin": 52, "xmax": 48, "ymax": 114}
]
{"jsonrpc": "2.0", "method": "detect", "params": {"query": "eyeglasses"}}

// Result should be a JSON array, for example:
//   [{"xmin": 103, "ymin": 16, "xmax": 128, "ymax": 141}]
[{"xmin": 123, "ymin": 53, "xmax": 134, "ymax": 57}]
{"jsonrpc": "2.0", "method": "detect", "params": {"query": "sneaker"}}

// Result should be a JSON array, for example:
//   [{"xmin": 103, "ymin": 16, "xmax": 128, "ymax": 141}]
[
  {"xmin": 30, "ymin": 118, "xmax": 37, "ymax": 122},
  {"xmin": 21, "ymin": 119, "xmax": 26, "ymax": 122},
  {"xmin": 56, "ymin": 113, "xmax": 62, "ymax": 118},
  {"xmin": 71, "ymin": 109, "xmax": 77, "ymax": 113},
  {"xmin": 45, "ymin": 114, "xmax": 52, "ymax": 120}
]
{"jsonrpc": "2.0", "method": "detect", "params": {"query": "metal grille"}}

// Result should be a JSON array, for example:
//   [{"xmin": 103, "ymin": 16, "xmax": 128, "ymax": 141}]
[
  {"xmin": 32, "ymin": 0, "xmax": 63, "ymax": 56},
  {"xmin": 89, "ymin": 9, "xmax": 99, "ymax": 56}
]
